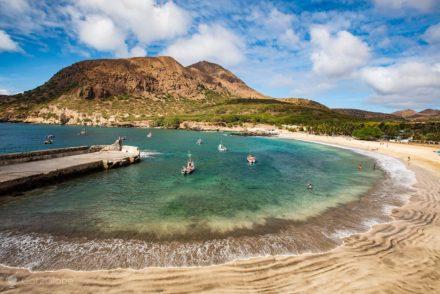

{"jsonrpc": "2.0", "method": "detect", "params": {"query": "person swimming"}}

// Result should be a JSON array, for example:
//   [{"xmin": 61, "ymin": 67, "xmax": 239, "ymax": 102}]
[{"xmin": 358, "ymin": 163, "xmax": 363, "ymax": 171}]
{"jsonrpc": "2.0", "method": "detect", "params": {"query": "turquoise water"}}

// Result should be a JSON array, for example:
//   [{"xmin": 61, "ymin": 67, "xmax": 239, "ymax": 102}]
[
  {"xmin": 0, "ymin": 123, "xmax": 387, "ymax": 269},
  {"xmin": 0, "ymin": 123, "xmax": 381, "ymax": 238}
]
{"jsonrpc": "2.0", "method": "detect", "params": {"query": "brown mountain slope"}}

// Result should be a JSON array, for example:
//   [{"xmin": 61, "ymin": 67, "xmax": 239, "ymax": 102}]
[
  {"xmin": 0, "ymin": 56, "xmax": 264, "ymax": 123},
  {"xmin": 392, "ymin": 108, "xmax": 440, "ymax": 121},
  {"xmin": 281, "ymin": 98, "xmax": 328, "ymax": 110},
  {"xmin": 419, "ymin": 109, "xmax": 440, "ymax": 116},
  {"xmin": 333, "ymin": 108, "xmax": 399, "ymax": 120},
  {"xmin": 392, "ymin": 109, "xmax": 417, "ymax": 118},
  {"xmin": 187, "ymin": 61, "xmax": 264, "ymax": 99}
]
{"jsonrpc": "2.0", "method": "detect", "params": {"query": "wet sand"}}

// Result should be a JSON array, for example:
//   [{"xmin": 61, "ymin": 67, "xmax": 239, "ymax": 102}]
[{"xmin": 1, "ymin": 133, "xmax": 439, "ymax": 293}]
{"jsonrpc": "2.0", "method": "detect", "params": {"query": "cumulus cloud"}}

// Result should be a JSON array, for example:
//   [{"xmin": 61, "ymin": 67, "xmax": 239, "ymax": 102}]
[
  {"xmin": 361, "ymin": 61, "xmax": 440, "ymax": 108},
  {"xmin": 0, "ymin": 30, "xmax": 21, "ymax": 52},
  {"xmin": 310, "ymin": 26, "xmax": 370, "ymax": 78},
  {"xmin": 67, "ymin": 0, "xmax": 190, "ymax": 56},
  {"xmin": 163, "ymin": 24, "xmax": 244, "ymax": 66},
  {"xmin": 423, "ymin": 23, "xmax": 440, "ymax": 44},
  {"xmin": 372, "ymin": 0, "xmax": 437, "ymax": 13},
  {"xmin": 77, "ymin": 15, "xmax": 126, "ymax": 52},
  {"xmin": 247, "ymin": 8, "xmax": 302, "ymax": 50}
]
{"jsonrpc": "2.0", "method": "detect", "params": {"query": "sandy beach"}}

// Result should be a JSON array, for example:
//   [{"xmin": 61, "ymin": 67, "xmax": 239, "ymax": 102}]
[{"xmin": 1, "ymin": 131, "xmax": 439, "ymax": 293}]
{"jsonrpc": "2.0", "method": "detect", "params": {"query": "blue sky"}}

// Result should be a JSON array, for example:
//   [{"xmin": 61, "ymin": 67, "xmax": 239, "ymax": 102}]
[{"xmin": 0, "ymin": 0, "xmax": 439, "ymax": 112}]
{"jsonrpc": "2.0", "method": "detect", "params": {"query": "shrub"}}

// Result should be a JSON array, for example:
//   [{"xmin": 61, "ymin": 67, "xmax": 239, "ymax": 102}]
[{"xmin": 353, "ymin": 126, "xmax": 383, "ymax": 140}]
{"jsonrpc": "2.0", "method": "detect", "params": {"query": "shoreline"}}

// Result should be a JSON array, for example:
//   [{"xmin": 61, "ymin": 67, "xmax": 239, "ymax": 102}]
[{"xmin": 1, "ymin": 127, "xmax": 439, "ymax": 292}]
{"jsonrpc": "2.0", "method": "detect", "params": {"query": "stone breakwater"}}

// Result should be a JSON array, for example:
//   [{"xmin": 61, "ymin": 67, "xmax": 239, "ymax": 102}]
[{"xmin": 0, "ymin": 145, "xmax": 140, "ymax": 195}]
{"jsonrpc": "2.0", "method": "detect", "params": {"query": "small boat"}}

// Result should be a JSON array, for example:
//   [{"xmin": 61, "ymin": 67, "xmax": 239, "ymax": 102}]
[
  {"xmin": 218, "ymin": 144, "xmax": 227, "ymax": 152},
  {"xmin": 196, "ymin": 138, "xmax": 203, "ymax": 145},
  {"xmin": 181, "ymin": 153, "xmax": 195, "ymax": 175},
  {"xmin": 218, "ymin": 139, "xmax": 228, "ymax": 152},
  {"xmin": 79, "ymin": 127, "xmax": 86, "ymax": 135},
  {"xmin": 247, "ymin": 154, "xmax": 256, "ymax": 164},
  {"xmin": 44, "ymin": 135, "xmax": 54, "ymax": 144},
  {"xmin": 147, "ymin": 132, "xmax": 152, "ymax": 138}
]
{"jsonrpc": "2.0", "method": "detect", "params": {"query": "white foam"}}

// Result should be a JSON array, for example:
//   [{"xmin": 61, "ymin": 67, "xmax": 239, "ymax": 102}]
[{"xmin": 139, "ymin": 150, "xmax": 161, "ymax": 159}]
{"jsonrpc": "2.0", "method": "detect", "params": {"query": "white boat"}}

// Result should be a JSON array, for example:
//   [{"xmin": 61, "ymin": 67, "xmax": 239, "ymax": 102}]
[
  {"xmin": 147, "ymin": 132, "xmax": 152, "ymax": 138},
  {"xmin": 247, "ymin": 154, "xmax": 256, "ymax": 164},
  {"xmin": 218, "ymin": 144, "xmax": 228, "ymax": 152},
  {"xmin": 79, "ymin": 127, "xmax": 86, "ymax": 135},
  {"xmin": 196, "ymin": 138, "xmax": 203, "ymax": 145},
  {"xmin": 44, "ymin": 135, "xmax": 54, "ymax": 144},
  {"xmin": 181, "ymin": 153, "xmax": 195, "ymax": 175}
]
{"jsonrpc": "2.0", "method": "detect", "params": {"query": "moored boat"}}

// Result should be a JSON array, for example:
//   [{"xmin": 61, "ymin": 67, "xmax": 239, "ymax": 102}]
[
  {"xmin": 44, "ymin": 135, "xmax": 54, "ymax": 144},
  {"xmin": 181, "ymin": 153, "xmax": 195, "ymax": 175},
  {"xmin": 196, "ymin": 138, "xmax": 203, "ymax": 145},
  {"xmin": 247, "ymin": 154, "xmax": 256, "ymax": 164},
  {"xmin": 218, "ymin": 139, "xmax": 228, "ymax": 152},
  {"xmin": 147, "ymin": 132, "xmax": 152, "ymax": 138}
]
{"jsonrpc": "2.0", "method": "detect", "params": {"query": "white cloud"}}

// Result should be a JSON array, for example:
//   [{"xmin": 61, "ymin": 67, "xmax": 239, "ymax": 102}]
[
  {"xmin": 163, "ymin": 24, "xmax": 244, "ymax": 66},
  {"xmin": 67, "ymin": 0, "xmax": 191, "ymax": 45},
  {"xmin": 0, "ymin": 89, "xmax": 10, "ymax": 95},
  {"xmin": 0, "ymin": 30, "xmax": 21, "ymax": 52},
  {"xmin": 247, "ymin": 7, "xmax": 302, "ymax": 50},
  {"xmin": 373, "ymin": 0, "xmax": 436, "ymax": 13},
  {"xmin": 310, "ymin": 26, "xmax": 370, "ymax": 78},
  {"xmin": 361, "ymin": 61, "xmax": 440, "ymax": 108},
  {"xmin": 0, "ymin": 0, "xmax": 30, "ymax": 13},
  {"xmin": 279, "ymin": 29, "xmax": 300, "ymax": 48},
  {"xmin": 127, "ymin": 46, "xmax": 147, "ymax": 58},
  {"xmin": 423, "ymin": 23, "xmax": 440, "ymax": 44},
  {"xmin": 77, "ymin": 15, "xmax": 126, "ymax": 52}
]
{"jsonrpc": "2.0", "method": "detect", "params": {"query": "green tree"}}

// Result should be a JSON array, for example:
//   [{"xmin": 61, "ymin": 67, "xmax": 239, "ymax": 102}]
[{"xmin": 352, "ymin": 126, "xmax": 383, "ymax": 140}]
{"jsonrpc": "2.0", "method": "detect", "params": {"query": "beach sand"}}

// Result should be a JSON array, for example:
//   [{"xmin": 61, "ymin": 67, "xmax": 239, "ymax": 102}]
[{"xmin": 1, "ymin": 132, "xmax": 439, "ymax": 293}]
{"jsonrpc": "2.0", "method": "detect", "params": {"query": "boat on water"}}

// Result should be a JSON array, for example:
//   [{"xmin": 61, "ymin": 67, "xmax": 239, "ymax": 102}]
[
  {"xmin": 247, "ymin": 154, "xmax": 256, "ymax": 164},
  {"xmin": 218, "ymin": 139, "xmax": 228, "ymax": 152},
  {"xmin": 79, "ymin": 127, "xmax": 86, "ymax": 135},
  {"xmin": 218, "ymin": 144, "xmax": 227, "ymax": 152},
  {"xmin": 181, "ymin": 153, "xmax": 195, "ymax": 175},
  {"xmin": 147, "ymin": 132, "xmax": 152, "ymax": 138},
  {"xmin": 196, "ymin": 138, "xmax": 203, "ymax": 145},
  {"xmin": 44, "ymin": 135, "xmax": 54, "ymax": 144}
]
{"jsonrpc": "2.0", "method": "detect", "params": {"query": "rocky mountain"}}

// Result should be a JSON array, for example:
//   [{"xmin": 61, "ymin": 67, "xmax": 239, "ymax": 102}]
[
  {"xmin": 419, "ymin": 109, "xmax": 440, "ymax": 116},
  {"xmin": 0, "ymin": 56, "xmax": 264, "ymax": 124},
  {"xmin": 392, "ymin": 108, "xmax": 440, "ymax": 121},
  {"xmin": 333, "ymin": 108, "xmax": 399, "ymax": 120},
  {"xmin": 392, "ymin": 109, "xmax": 418, "ymax": 118}
]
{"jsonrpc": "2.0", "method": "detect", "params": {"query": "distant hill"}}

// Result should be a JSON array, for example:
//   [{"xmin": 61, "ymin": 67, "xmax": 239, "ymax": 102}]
[
  {"xmin": 333, "ymin": 108, "xmax": 398, "ymax": 120},
  {"xmin": 393, "ymin": 108, "xmax": 440, "ymax": 121},
  {"xmin": 419, "ymin": 109, "xmax": 440, "ymax": 116},
  {"xmin": 392, "ymin": 109, "xmax": 418, "ymax": 118},
  {"xmin": 281, "ymin": 98, "xmax": 328, "ymax": 110}
]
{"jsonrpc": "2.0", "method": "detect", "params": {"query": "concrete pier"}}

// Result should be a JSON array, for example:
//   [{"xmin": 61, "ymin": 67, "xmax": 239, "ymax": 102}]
[{"xmin": 0, "ymin": 145, "xmax": 140, "ymax": 195}]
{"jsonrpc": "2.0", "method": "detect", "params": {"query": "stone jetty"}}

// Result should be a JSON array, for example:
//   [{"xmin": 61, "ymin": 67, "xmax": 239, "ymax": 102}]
[{"xmin": 0, "ymin": 144, "xmax": 140, "ymax": 195}]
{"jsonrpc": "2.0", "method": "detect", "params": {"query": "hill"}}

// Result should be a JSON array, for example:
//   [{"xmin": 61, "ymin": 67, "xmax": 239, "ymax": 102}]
[
  {"xmin": 333, "ymin": 108, "xmax": 399, "ymax": 120},
  {"xmin": 393, "ymin": 108, "xmax": 440, "ymax": 121},
  {"xmin": 0, "ymin": 56, "xmax": 264, "ymax": 124},
  {"xmin": 392, "ymin": 109, "xmax": 417, "ymax": 118},
  {"xmin": 0, "ymin": 56, "xmax": 351, "ymax": 126}
]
